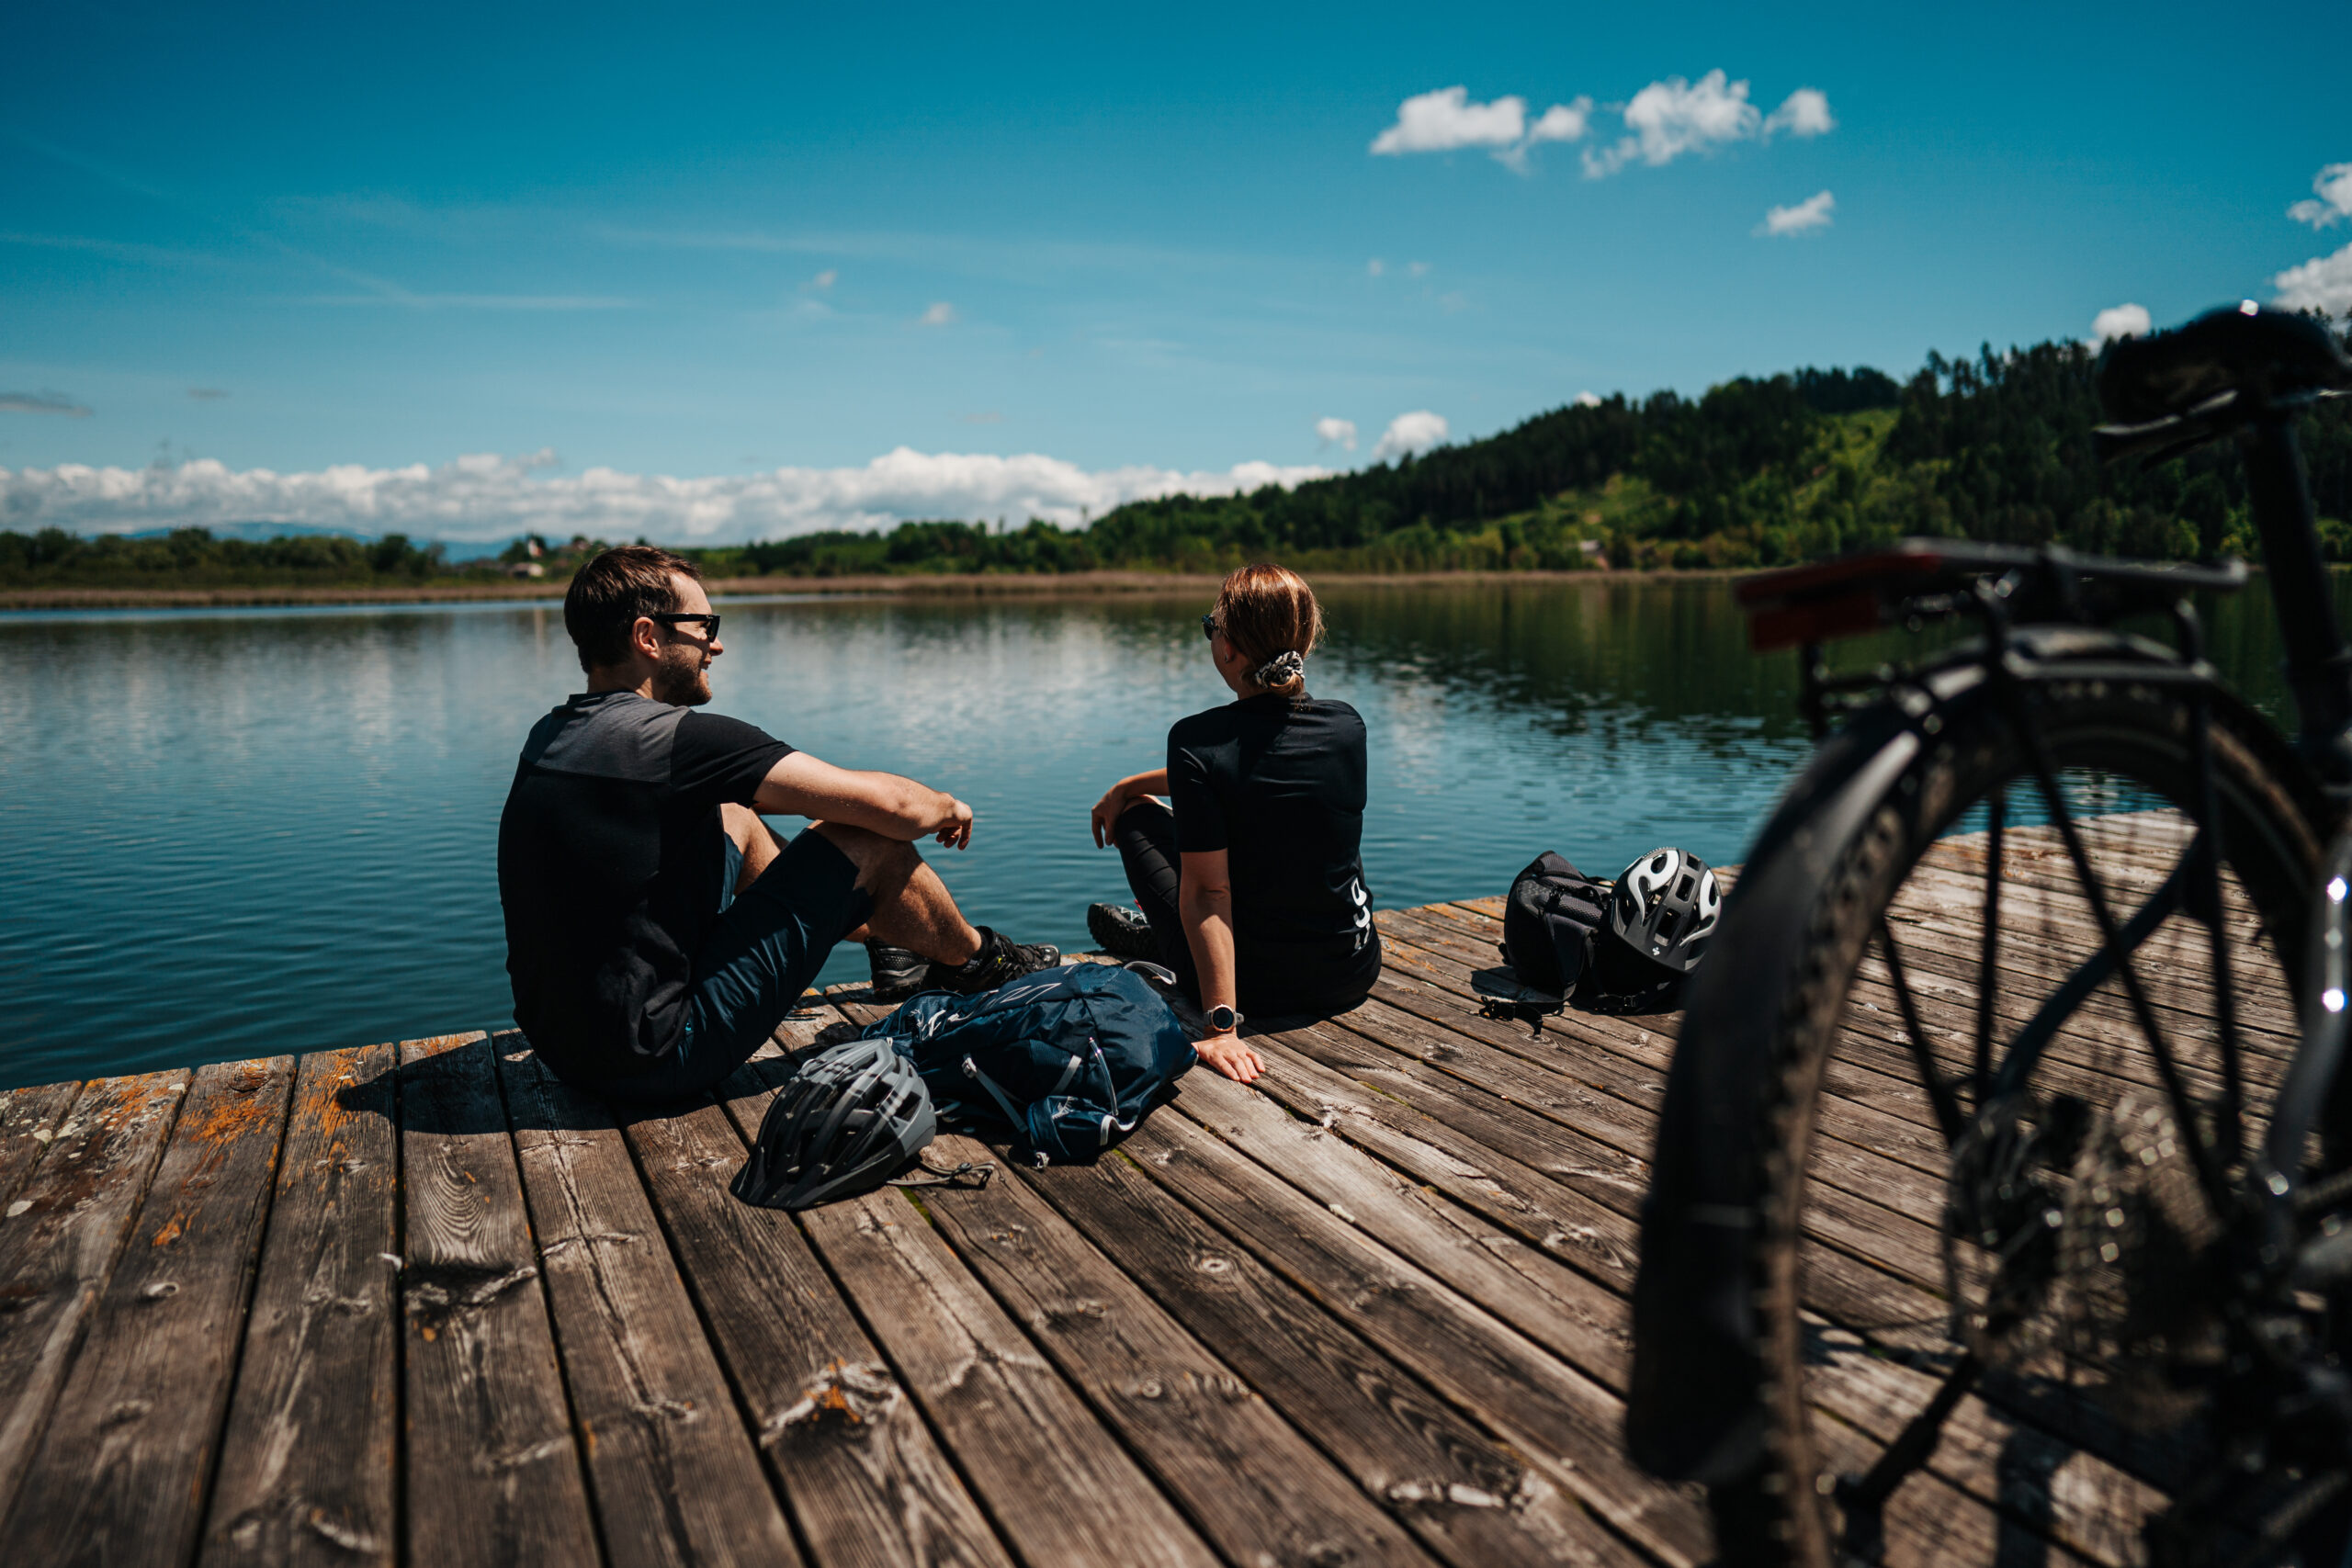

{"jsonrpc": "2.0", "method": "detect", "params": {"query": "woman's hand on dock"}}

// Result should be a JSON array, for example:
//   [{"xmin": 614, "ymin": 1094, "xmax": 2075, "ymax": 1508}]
[{"xmin": 1193, "ymin": 1034, "xmax": 1262, "ymax": 1084}]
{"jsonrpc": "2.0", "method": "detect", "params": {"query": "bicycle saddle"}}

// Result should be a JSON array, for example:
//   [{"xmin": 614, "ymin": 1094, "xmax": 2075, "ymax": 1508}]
[{"xmin": 2098, "ymin": 302, "xmax": 2352, "ymax": 424}]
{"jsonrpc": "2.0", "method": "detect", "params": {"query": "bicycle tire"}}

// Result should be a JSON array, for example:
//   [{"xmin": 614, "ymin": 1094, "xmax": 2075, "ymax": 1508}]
[{"xmin": 1653, "ymin": 641, "xmax": 2337, "ymax": 1564}]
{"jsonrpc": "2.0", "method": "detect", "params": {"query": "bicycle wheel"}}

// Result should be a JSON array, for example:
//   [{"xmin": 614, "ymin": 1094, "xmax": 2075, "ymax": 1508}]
[{"xmin": 1685, "ymin": 653, "xmax": 2339, "ymax": 1564}]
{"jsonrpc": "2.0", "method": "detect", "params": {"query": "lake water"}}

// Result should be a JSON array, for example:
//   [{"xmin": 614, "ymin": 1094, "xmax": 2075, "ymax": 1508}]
[{"xmin": 0, "ymin": 577, "xmax": 2324, "ymax": 1088}]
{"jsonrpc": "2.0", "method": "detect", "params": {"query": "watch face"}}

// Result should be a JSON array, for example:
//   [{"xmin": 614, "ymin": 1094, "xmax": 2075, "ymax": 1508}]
[{"xmin": 1208, "ymin": 1006, "xmax": 1237, "ymax": 1031}]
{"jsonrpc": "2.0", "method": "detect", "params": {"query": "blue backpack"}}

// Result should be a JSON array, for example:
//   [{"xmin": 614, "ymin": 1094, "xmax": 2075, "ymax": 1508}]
[{"xmin": 854, "ymin": 963, "xmax": 1196, "ymax": 1166}]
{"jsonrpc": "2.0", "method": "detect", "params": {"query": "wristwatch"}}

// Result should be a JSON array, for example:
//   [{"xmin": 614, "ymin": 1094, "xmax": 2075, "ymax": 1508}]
[{"xmin": 1206, "ymin": 1004, "xmax": 1243, "ymax": 1033}]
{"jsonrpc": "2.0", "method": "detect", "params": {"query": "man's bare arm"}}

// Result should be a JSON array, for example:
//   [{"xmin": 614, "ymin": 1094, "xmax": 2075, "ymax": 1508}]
[{"xmin": 754, "ymin": 752, "xmax": 973, "ymax": 849}]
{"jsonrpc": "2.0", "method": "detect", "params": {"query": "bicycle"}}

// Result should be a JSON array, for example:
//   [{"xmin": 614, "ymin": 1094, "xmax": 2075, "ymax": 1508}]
[{"xmin": 1624, "ymin": 304, "xmax": 2352, "ymax": 1566}]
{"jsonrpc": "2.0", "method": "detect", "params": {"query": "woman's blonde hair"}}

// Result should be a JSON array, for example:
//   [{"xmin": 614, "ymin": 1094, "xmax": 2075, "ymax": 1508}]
[{"xmin": 1215, "ymin": 563, "xmax": 1323, "ymax": 698}]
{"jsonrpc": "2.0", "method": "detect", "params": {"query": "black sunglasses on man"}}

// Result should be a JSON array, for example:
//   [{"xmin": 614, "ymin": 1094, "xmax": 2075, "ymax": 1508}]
[{"xmin": 651, "ymin": 612, "xmax": 721, "ymax": 641}]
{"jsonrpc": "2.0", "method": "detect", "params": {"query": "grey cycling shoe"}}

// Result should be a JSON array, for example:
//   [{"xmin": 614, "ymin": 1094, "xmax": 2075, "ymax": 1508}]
[
  {"xmin": 867, "ymin": 942, "xmax": 931, "ymax": 1002},
  {"xmin": 1086, "ymin": 902, "xmax": 1159, "ymax": 960},
  {"xmin": 925, "ymin": 927, "xmax": 1062, "ymax": 995}
]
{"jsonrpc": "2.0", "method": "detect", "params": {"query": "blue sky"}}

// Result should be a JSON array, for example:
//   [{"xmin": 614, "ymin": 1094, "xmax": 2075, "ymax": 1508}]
[{"xmin": 4, "ymin": 1, "xmax": 2346, "ymax": 541}]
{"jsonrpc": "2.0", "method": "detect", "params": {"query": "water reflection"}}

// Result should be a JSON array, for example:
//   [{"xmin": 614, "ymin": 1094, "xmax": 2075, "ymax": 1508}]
[{"xmin": 0, "ymin": 574, "xmax": 2337, "ymax": 1085}]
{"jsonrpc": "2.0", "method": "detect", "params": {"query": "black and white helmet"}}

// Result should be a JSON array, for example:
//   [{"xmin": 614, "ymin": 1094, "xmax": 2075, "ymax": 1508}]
[
  {"xmin": 732, "ymin": 1037, "xmax": 935, "ymax": 1212},
  {"xmin": 1608, "ymin": 846, "xmax": 1721, "ymax": 976}
]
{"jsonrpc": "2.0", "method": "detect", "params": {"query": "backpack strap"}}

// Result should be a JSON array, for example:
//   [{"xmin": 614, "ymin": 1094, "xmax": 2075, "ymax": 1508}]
[
  {"xmin": 962, "ymin": 1055, "xmax": 1030, "ymax": 1129},
  {"xmin": 887, "ymin": 1154, "xmax": 996, "ymax": 1192}
]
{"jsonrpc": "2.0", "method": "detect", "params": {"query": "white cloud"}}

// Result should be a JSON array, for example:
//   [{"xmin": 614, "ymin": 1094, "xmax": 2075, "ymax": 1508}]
[
  {"xmin": 2274, "ymin": 243, "xmax": 2352, "ymax": 315},
  {"xmin": 2290, "ymin": 164, "xmax": 2352, "ymax": 229},
  {"xmin": 1372, "ymin": 411, "xmax": 1449, "ymax": 461},
  {"xmin": 1367, "ymin": 257, "xmax": 1385, "ymax": 277},
  {"xmin": 1369, "ymin": 85, "xmax": 1591, "ymax": 171},
  {"xmin": 1407, "ymin": 260, "xmax": 1430, "ymax": 277},
  {"xmin": 918, "ymin": 301, "xmax": 956, "ymax": 326},
  {"xmin": 1763, "ymin": 87, "xmax": 1834, "ymax": 139},
  {"xmin": 2088, "ymin": 302, "xmax": 2153, "ymax": 344},
  {"xmin": 0, "ymin": 448, "xmax": 1332, "ymax": 543},
  {"xmin": 1527, "ymin": 99, "xmax": 1593, "ymax": 145},
  {"xmin": 1580, "ymin": 72, "xmax": 1833, "ymax": 178},
  {"xmin": 808, "ymin": 268, "xmax": 838, "ymax": 288},
  {"xmin": 1757, "ymin": 189, "xmax": 1836, "ymax": 236},
  {"xmin": 1371, "ymin": 86, "xmax": 1530, "ymax": 153},
  {"xmin": 1315, "ymin": 417, "xmax": 1358, "ymax": 452},
  {"xmin": 1575, "ymin": 391, "xmax": 1602, "ymax": 408},
  {"xmin": 1585, "ymin": 70, "xmax": 1759, "ymax": 177}
]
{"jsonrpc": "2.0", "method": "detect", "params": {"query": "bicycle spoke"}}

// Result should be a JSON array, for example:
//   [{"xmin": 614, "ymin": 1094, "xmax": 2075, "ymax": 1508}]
[
  {"xmin": 1837, "ymin": 1352, "xmax": 1980, "ymax": 1522},
  {"xmin": 1990, "ymin": 844, "xmax": 2190, "ymax": 1100},
  {"xmin": 2015, "ymin": 715, "xmax": 2229, "ymax": 1208},
  {"xmin": 1975, "ymin": 787, "xmax": 2004, "ymax": 1093},
  {"xmin": 2189, "ymin": 690, "xmax": 2248, "ymax": 1166},
  {"xmin": 1876, "ymin": 917, "xmax": 1967, "ymax": 1145}
]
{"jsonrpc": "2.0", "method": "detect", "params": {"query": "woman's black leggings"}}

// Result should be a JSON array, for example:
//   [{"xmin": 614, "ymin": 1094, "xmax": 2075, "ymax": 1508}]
[{"xmin": 1112, "ymin": 798, "xmax": 1380, "ymax": 1019}]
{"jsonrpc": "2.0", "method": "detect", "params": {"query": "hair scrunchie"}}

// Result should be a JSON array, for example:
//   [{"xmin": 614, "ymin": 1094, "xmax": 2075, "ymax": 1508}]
[{"xmin": 1252, "ymin": 649, "xmax": 1306, "ymax": 688}]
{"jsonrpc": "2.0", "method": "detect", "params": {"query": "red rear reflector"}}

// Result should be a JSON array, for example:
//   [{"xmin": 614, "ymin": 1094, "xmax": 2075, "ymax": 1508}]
[{"xmin": 1747, "ymin": 589, "xmax": 1884, "ymax": 653}]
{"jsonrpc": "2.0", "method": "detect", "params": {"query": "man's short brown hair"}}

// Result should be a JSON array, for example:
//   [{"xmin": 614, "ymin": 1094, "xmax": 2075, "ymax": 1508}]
[{"xmin": 564, "ymin": 546, "xmax": 703, "ymax": 674}]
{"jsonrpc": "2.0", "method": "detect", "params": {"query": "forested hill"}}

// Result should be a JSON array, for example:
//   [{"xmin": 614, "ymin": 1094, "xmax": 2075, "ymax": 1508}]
[
  {"xmin": 7, "ymin": 329, "xmax": 2349, "ymax": 592},
  {"xmin": 714, "ymin": 331, "xmax": 2352, "ymax": 577}
]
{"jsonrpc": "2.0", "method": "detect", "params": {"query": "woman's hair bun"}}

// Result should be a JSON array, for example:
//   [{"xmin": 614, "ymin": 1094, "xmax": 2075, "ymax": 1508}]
[{"xmin": 1251, "ymin": 649, "xmax": 1306, "ymax": 689}]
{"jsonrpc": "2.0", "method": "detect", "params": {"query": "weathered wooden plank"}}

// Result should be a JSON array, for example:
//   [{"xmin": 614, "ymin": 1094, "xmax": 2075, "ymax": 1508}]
[
  {"xmin": 628, "ymin": 1056, "xmax": 1016, "ymax": 1568},
  {"xmin": 495, "ymin": 1035, "xmax": 802, "ymax": 1568},
  {"xmin": 1175, "ymin": 1067, "xmax": 1639, "ymax": 1387},
  {"xmin": 0, "ymin": 1071, "xmax": 189, "ymax": 1525},
  {"xmin": 1012, "ymin": 1136, "xmax": 1640, "ymax": 1568},
  {"xmin": 1228, "ymin": 1026, "xmax": 2146, "ymax": 1560},
  {"xmin": 916, "ymin": 1129, "xmax": 1442, "ymax": 1568},
  {"xmin": 1116, "ymin": 1107, "xmax": 1715, "ymax": 1567},
  {"xmin": 399, "ymin": 1031, "xmax": 599, "ymax": 1568},
  {"xmin": 797, "ymin": 1181, "xmax": 1222, "ymax": 1568},
  {"xmin": 203, "ymin": 1044, "xmax": 401, "ymax": 1567},
  {"xmin": 0, "ymin": 1078, "xmax": 83, "ymax": 1210},
  {"xmin": 0, "ymin": 1055, "xmax": 295, "ymax": 1567}
]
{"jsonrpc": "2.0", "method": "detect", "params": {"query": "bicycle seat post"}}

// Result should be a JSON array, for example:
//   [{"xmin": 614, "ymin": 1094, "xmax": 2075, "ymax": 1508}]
[{"xmin": 2242, "ymin": 412, "xmax": 2352, "ymax": 793}]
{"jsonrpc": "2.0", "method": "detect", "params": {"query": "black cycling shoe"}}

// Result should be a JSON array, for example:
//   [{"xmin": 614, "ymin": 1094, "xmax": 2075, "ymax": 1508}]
[
  {"xmin": 1086, "ymin": 902, "xmax": 1159, "ymax": 960},
  {"xmin": 867, "ymin": 942, "xmax": 931, "ymax": 1002},
  {"xmin": 926, "ymin": 927, "xmax": 1062, "ymax": 995}
]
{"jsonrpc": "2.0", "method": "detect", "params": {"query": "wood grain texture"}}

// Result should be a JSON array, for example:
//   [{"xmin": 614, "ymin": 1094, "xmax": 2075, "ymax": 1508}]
[
  {"xmin": 1118, "ymin": 1106, "xmax": 1714, "ymax": 1568},
  {"xmin": 495, "ymin": 1035, "xmax": 802, "ymax": 1568},
  {"xmin": 398, "ymin": 1032, "xmax": 599, "ymax": 1568},
  {"xmin": 0, "ymin": 1078, "xmax": 84, "ymax": 1210},
  {"xmin": 203, "ymin": 1044, "xmax": 401, "ymax": 1568},
  {"xmin": 0, "ymin": 1055, "xmax": 295, "ymax": 1568},
  {"xmin": 797, "ymin": 1181, "xmax": 1221, "ymax": 1568},
  {"xmin": 917, "ymin": 1129, "xmax": 1441, "ymax": 1568},
  {"xmin": 1014, "ymin": 1139, "xmax": 1639, "ymax": 1568},
  {"xmin": 0, "ymin": 1070, "xmax": 190, "ymax": 1526},
  {"xmin": 667, "ymin": 1051, "xmax": 1018, "ymax": 1568}
]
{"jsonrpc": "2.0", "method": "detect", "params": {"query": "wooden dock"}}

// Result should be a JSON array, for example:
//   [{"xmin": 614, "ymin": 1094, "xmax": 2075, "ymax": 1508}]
[{"xmin": 0, "ymin": 820, "xmax": 2272, "ymax": 1566}]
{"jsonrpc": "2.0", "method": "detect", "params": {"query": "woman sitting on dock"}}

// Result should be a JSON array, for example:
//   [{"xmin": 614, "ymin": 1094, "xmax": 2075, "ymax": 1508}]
[{"xmin": 1088, "ymin": 564, "xmax": 1380, "ymax": 1084}]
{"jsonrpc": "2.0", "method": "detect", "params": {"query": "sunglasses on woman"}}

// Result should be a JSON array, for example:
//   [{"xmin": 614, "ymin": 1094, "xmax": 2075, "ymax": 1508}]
[{"xmin": 1199, "ymin": 614, "xmax": 1219, "ymax": 642}]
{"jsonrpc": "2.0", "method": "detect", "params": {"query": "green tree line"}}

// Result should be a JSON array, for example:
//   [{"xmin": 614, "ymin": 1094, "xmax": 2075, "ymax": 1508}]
[{"xmin": 9, "ymin": 329, "xmax": 2348, "ymax": 589}]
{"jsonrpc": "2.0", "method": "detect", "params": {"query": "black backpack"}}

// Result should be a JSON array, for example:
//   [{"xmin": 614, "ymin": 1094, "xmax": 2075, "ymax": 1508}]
[{"xmin": 1499, "ymin": 852, "xmax": 1611, "ymax": 998}]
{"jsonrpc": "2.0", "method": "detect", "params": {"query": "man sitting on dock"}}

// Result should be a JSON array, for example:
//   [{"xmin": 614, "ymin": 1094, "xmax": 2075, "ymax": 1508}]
[{"xmin": 497, "ymin": 545, "xmax": 1058, "ymax": 1101}]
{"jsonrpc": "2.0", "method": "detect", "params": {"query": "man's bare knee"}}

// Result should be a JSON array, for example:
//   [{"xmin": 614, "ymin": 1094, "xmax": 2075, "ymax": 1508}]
[
  {"xmin": 720, "ymin": 802, "xmax": 762, "ymax": 852},
  {"xmin": 810, "ymin": 820, "xmax": 918, "ymax": 887}
]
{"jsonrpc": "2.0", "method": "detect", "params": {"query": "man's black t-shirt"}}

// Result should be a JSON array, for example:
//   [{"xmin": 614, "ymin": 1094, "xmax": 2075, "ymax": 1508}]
[
  {"xmin": 1167, "ymin": 694, "xmax": 1374, "ymax": 963},
  {"xmin": 498, "ymin": 690, "xmax": 793, "ymax": 1081}
]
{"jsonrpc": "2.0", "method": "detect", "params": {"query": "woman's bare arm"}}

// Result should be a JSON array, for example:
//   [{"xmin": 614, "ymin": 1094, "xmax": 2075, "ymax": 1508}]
[
  {"xmin": 1179, "ymin": 848, "xmax": 1262, "ymax": 1083},
  {"xmin": 1090, "ymin": 767, "xmax": 1170, "ymax": 847}
]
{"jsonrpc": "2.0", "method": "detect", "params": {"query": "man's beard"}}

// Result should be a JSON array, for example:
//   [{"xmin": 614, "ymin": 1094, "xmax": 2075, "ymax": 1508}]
[{"xmin": 651, "ymin": 647, "xmax": 712, "ymax": 706}]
